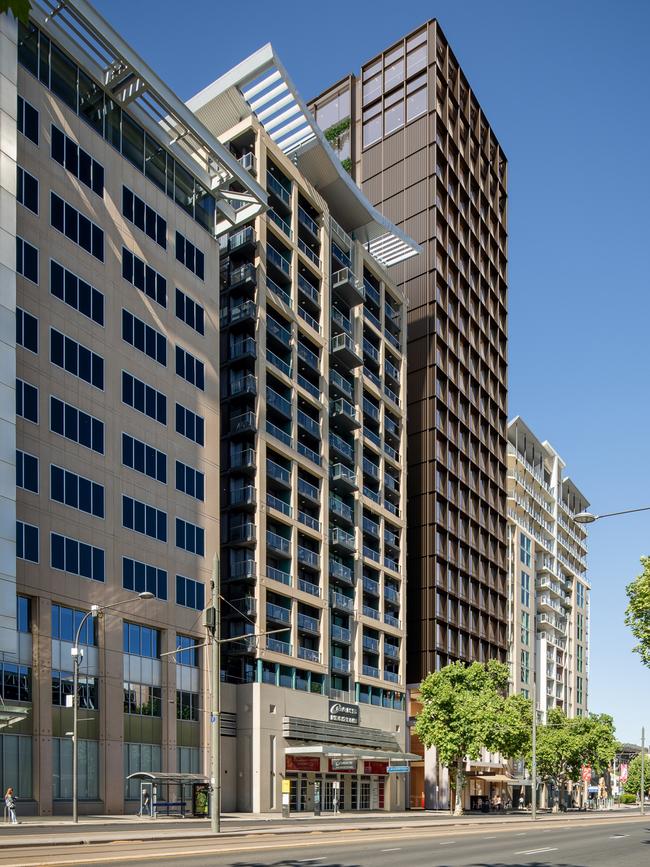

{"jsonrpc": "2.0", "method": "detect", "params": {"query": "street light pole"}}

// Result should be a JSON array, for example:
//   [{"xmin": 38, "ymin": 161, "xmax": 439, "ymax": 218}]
[
  {"xmin": 642, "ymin": 726, "xmax": 646, "ymax": 817},
  {"xmin": 71, "ymin": 592, "xmax": 153, "ymax": 823},
  {"xmin": 209, "ymin": 554, "xmax": 221, "ymax": 834},
  {"xmin": 531, "ymin": 607, "xmax": 537, "ymax": 821}
]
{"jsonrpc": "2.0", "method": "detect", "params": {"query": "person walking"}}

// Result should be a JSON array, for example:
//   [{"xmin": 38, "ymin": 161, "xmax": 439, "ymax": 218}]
[{"xmin": 4, "ymin": 788, "xmax": 17, "ymax": 824}]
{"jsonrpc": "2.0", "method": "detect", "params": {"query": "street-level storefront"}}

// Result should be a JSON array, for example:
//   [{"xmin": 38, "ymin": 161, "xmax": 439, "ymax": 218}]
[{"xmin": 284, "ymin": 748, "xmax": 418, "ymax": 812}]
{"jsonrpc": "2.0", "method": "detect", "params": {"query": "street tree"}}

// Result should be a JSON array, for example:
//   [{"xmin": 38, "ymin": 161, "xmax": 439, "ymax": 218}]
[
  {"xmin": 623, "ymin": 753, "xmax": 650, "ymax": 798},
  {"xmin": 414, "ymin": 660, "xmax": 531, "ymax": 815},
  {"xmin": 625, "ymin": 556, "xmax": 650, "ymax": 669},
  {"xmin": 532, "ymin": 709, "xmax": 617, "ymax": 810}
]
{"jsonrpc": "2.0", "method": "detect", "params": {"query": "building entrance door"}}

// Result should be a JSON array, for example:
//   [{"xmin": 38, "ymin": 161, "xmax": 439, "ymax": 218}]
[
  {"xmin": 322, "ymin": 780, "xmax": 335, "ymax": 811},
  {"xmin": 289, "ymin": 777, "xmax": 308, "ymax": 812}
]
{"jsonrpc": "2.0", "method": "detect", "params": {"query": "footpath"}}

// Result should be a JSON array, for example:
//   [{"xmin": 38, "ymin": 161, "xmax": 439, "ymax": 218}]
[{"xmin": 0, "ymin": 806, "xmax": 639, "ymax": 850}]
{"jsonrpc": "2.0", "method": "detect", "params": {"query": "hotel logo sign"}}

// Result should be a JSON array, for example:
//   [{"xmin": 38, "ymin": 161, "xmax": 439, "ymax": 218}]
[{"xmin": 328, "ymin": 700, "xmax": 359, "ymax": 725}]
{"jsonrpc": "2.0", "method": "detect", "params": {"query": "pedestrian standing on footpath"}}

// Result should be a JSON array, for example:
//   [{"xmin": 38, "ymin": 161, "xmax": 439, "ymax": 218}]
[{"xmin": 4, "ymin": 788, "xmax": 17, "ymax": 824}]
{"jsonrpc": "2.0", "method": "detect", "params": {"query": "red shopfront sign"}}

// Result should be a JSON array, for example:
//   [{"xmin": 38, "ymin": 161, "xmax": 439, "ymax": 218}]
[
  {"xmin": 286, "ymin": 755, "xmax": 321, "ymax": 772},
  {"xmin": 364, "ymin": 761, "xmax": 389, "ymax": 775}
]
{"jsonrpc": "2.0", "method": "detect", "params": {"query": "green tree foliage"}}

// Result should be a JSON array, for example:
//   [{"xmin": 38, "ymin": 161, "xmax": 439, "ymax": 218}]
[
  {"xmin": 625, "ymin": 556, "xmax": 650, "ymax": 669},
  {"xmin": 532, "ymin": 709, "xmax": 617, "ymax": 809},
  {"xmin": 414, "ymin": 661, "xmax": 531, "ymax": 815},
  {"xmin": 0, "ymin": 1, "xmax": 31, "ymax": 25},
  {"xmin": 623, "ymin": 753, "xmax": 650, "ymax": 797}
]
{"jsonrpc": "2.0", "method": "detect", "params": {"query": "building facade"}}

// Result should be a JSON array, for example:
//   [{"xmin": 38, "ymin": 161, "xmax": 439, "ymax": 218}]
[
  {"xmin": 3, "ymin": 1, "xmax": 417, "ymax": 815},
  {"xmin": 310, "ymin": 19, "xmax": 509, "ymax": 810},
  {"xmin": 507, "ymin": 417, "xmax": 590, "ymax": 720}
]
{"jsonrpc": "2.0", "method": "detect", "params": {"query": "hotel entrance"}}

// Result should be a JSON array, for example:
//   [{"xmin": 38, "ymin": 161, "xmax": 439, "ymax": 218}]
[{"xmin": 286, "ymin": 772, "xmax": 384, "ymax": 812}]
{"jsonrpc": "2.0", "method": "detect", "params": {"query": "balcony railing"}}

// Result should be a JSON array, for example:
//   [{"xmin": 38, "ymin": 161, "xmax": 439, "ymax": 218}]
[
  {"xmin": 267, "ymin": 637, "xmax": 292, "ymax": 656},
  {"xmin": 268, "ymin": 208, "xmax": 292, "ymax": 240},
  {"xmin": 268, "ymin": 350, "xmax": 292, "ymax": 378},
  {"xmin": 267, "ymin": 388, "xmax": 292, "ymax": 418},
  {"xmin": 297, "ymin": 547, "xmax": 320, "ymax": 569},
  {"xmin": 297, "ymin": 342, "xmax": 319, "ymax": 370},
  {"xmin": 298, "ymin": 477, "xmax": 320, "ymax": 502},
  {"xmin": 298, "ymin": 646, "xmax": 321, "ymax": 663},
  {"xmin": 268, "ymin": 245, "xmax": 291, "ymax": 276},
  {"xmin": 267, "ymin": 566, "xmax": 291, "ymax": 586},
  {"xmin": 331, "ymin": 656, "xmax": 350, "ymax": 674},
  {"xmin": 330, "ymin": 370, "xmax": 354, "ymax": 399},
  {"xmin": 267, "ymin": 603, "xmax": 291, "ymax": 624},
  {"xmin": 297, "ymin": 410, "xmax": 320, "ymax": 437},
  {"xmin": 298, "ymin": 206, "xmax": 319, "ymax": 238},
  {"xmin": 298, "ymin": 237, "xmax": 321, "ymax": 268},
  {"xmin": 230, "ymin": 448, "xmax": 256, "ymax": 470},
  {"xmin": 298, "ymin": 613, "xmax": 320, "ymax": 634},
  {"xmin": 297, "ymin": 374, "xmax": 320, "ymax": 400},
  {"xmin": 298, "ymin": 511, "xmax": 321, "ymax": 532},
  {"xmin": 329, "ymin": 559, "xmax": 354, "ymax": 585},
  {"xmin": 230, "ymin": 559, "xmax": 256, "ymax": 579},
  {"xmin": 228, "ymin": 523, "xmax": 256, "ymax": 544},
  {"xmin": 267, "ymin": 315, "xmax": 291, "ymax": 346},
  {"xmin": 298, "ymin": 273, "xmax": 320, "ymax": 306},
  {"xmin": 266, "ymin": 421, "xmax": 293, "ymax": 448},
  {"xmin": 267, "ymin": 277, "xmax": 291, "ymax": 307},
  {"xmin": 298, "ymin": 306, "xmax": 321, "ymax": 333},
  {"xmin": 384, "ymin": 670, "xmax": 399, "ymax": 683},
  {"xmin": 363, "ymin": 636, "xmax": 379, "ymax": 653},
  {"xmin": 329, "ymin": 433, "xmax": 354, "ymax": 461},
  {"xmin": 330, "ymin": 528, "xmax": 355, "ymax": 550},
  {"xmin": 330, "ymin": 497, "xmax": 353, "ymax": 523},
  {"xmin": 267, "ymin": 532, "xmax": 290, "ymax": 555},
  {"xmin": 230, "ymin": 485, "xmax": 256, "ymax": 506},
  {"xmin": 331, "ymin": 625, "xmax": 351, "ymax": 643},
  {"xmin": 362, "ymin": 664, "xmax": 380, "ymax": 679},
  {"xmin": 363, "ymin": 576, "xmax": 379, "ymax": 595},
  {"xmin": 362, "ymin": 605, "xmax": 380, "ymax": 621},
  {"xmin": 384, "ymin": 613, "xmax": 401, "ymax": 629},
  {"xmin": 297, "ymin": 442, "xmax": 321, "ymax": 466},
  {"xmin": 267, "ymin": 172, "xmax": 291, "ymax": 206},
  {"xmin": 330, "ymin": 591, "xmax": 354, "ymax": 612},
  {"xmin": 362, "ymin": 516, "xmax": 380, "ymax": 537},
  {"xmin": 363, "ymin": 339, "xmax": 380, "ymax": 363},
  {"xmin": 384, "ymin": 643, "xmax": 400, "ymax": 659},
  {"xmin": 298, "ymin": 578, "xmax": 320, "ymax": 597},
  {"xmin": 267, "ymin": 459, "xmax": 291, "ymax": 486},
  {"xmin": 267, "ymin": 493, "xmax": 292, "ymax": 517}
]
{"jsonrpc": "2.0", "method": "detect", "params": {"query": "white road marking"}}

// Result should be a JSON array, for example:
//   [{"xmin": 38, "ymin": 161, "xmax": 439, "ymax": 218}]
[
  {"xmin": 515, "ymin": 847, "xmax": 558, "ymax": 855},
  {"xmin": 439, "ymin": 841, "xmax": 456, "ymax": 845},
  {"xmin": 610, "ymin": 834, "xmax": 629, "ymax": 838},
  {"xmin": 484, "ymin": 835, "xmax": 496, "ymax": 839},
  {"xmin": 515, "ymin": 832, "xmax": 527, "ymax": 835},
  {"xmin": 381, "ymin": 848, "xmax": 402, "ymax": 852}
]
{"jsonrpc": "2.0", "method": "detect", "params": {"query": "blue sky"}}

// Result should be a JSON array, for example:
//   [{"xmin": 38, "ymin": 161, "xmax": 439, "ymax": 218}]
[{"xmin": 95, "ymin": 0, "xmax": 650, "ymax": 743}]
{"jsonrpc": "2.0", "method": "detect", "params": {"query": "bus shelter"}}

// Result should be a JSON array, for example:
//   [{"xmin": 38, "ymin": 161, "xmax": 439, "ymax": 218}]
[{"xmin": 126, "ymin": 772, "xmax": 210, "ymax": 818}]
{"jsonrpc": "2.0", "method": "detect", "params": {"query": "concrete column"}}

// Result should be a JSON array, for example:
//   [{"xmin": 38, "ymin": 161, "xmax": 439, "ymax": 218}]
[
  {"xmin": 33, "ymin": 598, "xmax": 53, "ymax": 815},
  {"xmin": 101, "ymin": 608, "xmax": 126, "ymax": 814},
  {"xmin": 161, "ymin": 628, "xmax": 177, "ymax": 773}
]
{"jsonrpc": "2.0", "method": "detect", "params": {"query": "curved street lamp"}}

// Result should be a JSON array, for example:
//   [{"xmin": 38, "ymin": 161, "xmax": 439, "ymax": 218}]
[{"xmin": 72, "ymin": 591, "xmax": 154, "ymax": 823}]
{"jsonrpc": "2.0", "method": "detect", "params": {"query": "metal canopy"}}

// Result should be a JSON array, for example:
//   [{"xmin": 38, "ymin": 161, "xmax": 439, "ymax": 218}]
[
  {"xmin": 186, "ymin": 44, "xmax": 421, "ymax": 268},
  {"xmin": 126, "ymin": 772, "xmax": 208, "ymax": 784},
  {"xmin": 31, "ymin": 0, "xmax": 266, "ymax": 234},
  {"xmin": 285, "ymin": 745, "xmax": 421, "ymax": 762}
]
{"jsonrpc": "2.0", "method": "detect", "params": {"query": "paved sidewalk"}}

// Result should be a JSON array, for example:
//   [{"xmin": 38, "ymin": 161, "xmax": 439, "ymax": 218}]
[{"xmin": 0, "ymin": 806, "xmax": 638, "ymax": 849}]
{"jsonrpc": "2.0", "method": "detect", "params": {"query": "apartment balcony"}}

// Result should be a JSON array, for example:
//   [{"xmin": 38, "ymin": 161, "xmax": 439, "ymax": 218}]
[
  {"xmin": 297, "ymin": 442, "xmax": 321, "ymax": 467},
  {"xmin": 267, "ymin": 565, "xmax": 291, "ymax": 587},
  {"xmin": 297, "ymin": 409, "xmax": 321, "ymax": 438},
  {"xmin": 363, "ymin": 399, "xmax": 380, "ymax": 423},
  {"xmin": 267, "ymin": 532, "xmax": 291, "ymax": 556},
  {"xmin": 384, "ymin": 384, "xmax": 400, "ymax": 410},
  {"xmin": 330, "ymin": 591, "xmax": 354, "ymax": 613},
  {"xmin": 329, "ymin": 432, "xmax": 354, "ymax": 462},
  {"xmin": 363, "ymin": 278, "xmax": 380, "ymax": 306},
  {"xmin": 237, "ymin": 152, "xmax": 257, "ymax": 175},
  {"xmin": 298, "ymin": 510, "xmax": 321, "ymax": 533},
  {"xmin": 384, "ymin": 416, "xmax": 400, "ymax": 443},
  {"xmin": 384, "ymin": 473, "xmax": 400, "ymax": 496},
  {"xmin": 383, "ymin": 556, "xmax": 400, "ymax": 574},
  {"xmin": 267, "ymin": 315, "xmax": 292, "ymax": 346},
  {"xmin": 297, "ymin": 341, "xmax": 320, "ymax": 372},
  {"xmin": 331, "ymin": 656, "xmax": 350, "ymax": 674},
  {"xmin": 222, "ymin": 300, "xmax": 256, "ymax": 327},
  {"xmin": 362, "ymin": 458, "xmax": 380, "ymax": 481},
  {"xmin": 267, "ymin": 493, "xmax": 292, "ymax": 517},
  {"xmin": 331, "ymin": 307, "xmax": 352, "ymax": 337},
  {"xmin": 383, "ymin": 670, "xmax": 400, "ymax": 684},
  {"xmin": 230, "ymin": 449, "xmax": 256, "ymax": 472},
  {"xmin": 363, "ymin": 339, "xmax": 380, "ymax": 365},
  {"xmin": 329, "ymin": 559, "xmax": 354, "ymax": 586},
  {"xmin": 228, "ymin": 337, "xmax": 257, "ymax": 362},
  {"xmin": 228, "ymin": 225, "xmax": 255, "ymax": 255},
  {"xmin": 331, "ymin": 624, "xmax": 351, "ymax": 644},
  {"xmin": 331, "ymin": 333, "xmax": 363, "ymax": 368},
  {"xmin": 298, "ymin": 238, "xmax": 321, "ymax": 269},
  {"xmin": 227, "ymin": 523, "xmax": 256, "ymax": 546},
  {"xmin": 333, "ymin": 267, "xmax": 364, "ymax": 307},
  {"xmin": 298, "ymin": 613, "xmax": 320, "ymax": 635},
  {"xmin": 384, "ymin": 528, "xmax": 400, "ymax": 550},
  {"xmin": 363, "ymin": 635, "xmax": 379, "ymax": 653},
  {"xmin": 363, "ymin": 485, "xmax": 381, "ymax": 506},
  {"xmin": 267, "ymin": 276, "xmax": 291, "ymax": 307},
  {"xmin": 267, "ymin": 388, "xmax": 292, "ymax": 419},
  {"xmin": 298, "ymin": 477, "xmax": 320, "ymax": 504},
  {"xmin": 266, "ymin": 421, "xmax": 293, "ymax": 449},
  {"xmin": 364, "ymin": 305, "xmax": 381, "ymax": 332},
  {"xmin": 384, "ymin": 612, "xmax": 401, "ymax": 629},
  {"xmin": 298, "ymin": 206, "xmax": 320, "ymax": 240},
  {"xmin": 330, "ymin": 527, "xmax": 356, "ymax": 552},
  {"xmin": 330, "ymin": 497, "xmax": 354, "ymax": 525},
  {"xmin": 362, "ymin": 516, "xmax": 380, "ymax": 537},
  {"xmin": 298, "ymin": 646, "xmax": 321, "ymax": 664},
  {"xmin": 228, "ymin": 263, "xmax": 256, "ymax": 290},
  {"xmin": 267, "ymin": 459, "xmax": 291, "ymax": 488},
  {"xmin": 268, "ymin": 245, "xmax": 292, "ymax": 279},
  {"xmin": 330, "ymin": 398, "xmax": 360, "ymax": 431},
  {"xmin": 362, "ymin": 605, "xmax": 380, "ymax": 622},
  {"xmin": 384, "ymin": 642, "xmax": 400, "ymax": 660},
  {"xmin": 296, "ymin": 272, "xmax": 320, "ymax": 306},
  {"xmin": 330, "ymin": 464, "xmax": 358, "ymax": 493},
  {"xmin": 297, "ymin": 373, "xmax": 320, "ymax": 400},
  {"xmin": 298, "ymin": 577, "xmax": 320, "ymax": 597},
  {"xmin": 267, "ymin": 637, "xmax": 292, "ymax": 656},
  {"xmin": 297, "ymin": 546, "xmax": 320, "ymax": 570},
  {"xmin": 229, "ymin": 374, "xmax": 257, "ymax": 398},
  {"xmin": 227, "ymin": 559, "xmax": 256, "ymax": 581},
  {"xmin": 268, "ymin": 208, "xmax": 292, "ymax": 241},
  {"xmin": 229, "ymin": 485, "xmax": 256, "ymax": 508},
  {"xmin": 267, "ymin": 172, "xmax": 291, "ymax": 212},
  {"xmin": 266, "ymin": 603, "xmax": 291, "ymax": 625},
  {"xmin": 330, "ymin": 370, "xmax": 354, "ymax": 400},
  {"xmin": 362, "ymin": 575, "xmax": 379, "ymax": 596},
  {"xmin": 384, "ymin": 585, "xmax": 400, "ymax": 605},
  {"xmin": 362, "ymin": 664, "xmax": 380, "ymax": 679}
]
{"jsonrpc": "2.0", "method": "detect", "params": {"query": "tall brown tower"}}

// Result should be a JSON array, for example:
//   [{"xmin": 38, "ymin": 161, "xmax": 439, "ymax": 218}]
[{"xmin": 311, "ymin": 20, "xmax": 508, "ymax": 683}]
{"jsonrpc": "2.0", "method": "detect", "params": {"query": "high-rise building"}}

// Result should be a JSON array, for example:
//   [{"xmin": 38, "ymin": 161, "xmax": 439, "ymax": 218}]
[
  {"xmin": 507, "ymin": 417, "xmax": 590, "ymax": 720},
  {"xmin": 311, "ymin": 20, "xmax": 509, "ymax": 684},
  {"xmin": 5, "ymin": 1, "xmax": 418, "ymax": 815}
]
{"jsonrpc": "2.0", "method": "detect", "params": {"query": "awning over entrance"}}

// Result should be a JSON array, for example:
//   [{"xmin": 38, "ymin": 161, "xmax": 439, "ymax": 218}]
[
  {"xmin": 285, "ymin": 745, "xmax": 421, "ymax": 762},
  {"xmin": 476, "ymin": 774, "xmax": 515, "ymax": 783},
  {"xmin": 126, "ymin": 772, "xmax": 209, "ymax": 784}
]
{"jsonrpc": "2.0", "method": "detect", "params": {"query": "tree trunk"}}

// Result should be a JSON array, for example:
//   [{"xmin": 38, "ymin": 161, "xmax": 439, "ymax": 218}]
[{"xmin": 454, "ymin": 758, "xmax": 465, "ymax": 816}]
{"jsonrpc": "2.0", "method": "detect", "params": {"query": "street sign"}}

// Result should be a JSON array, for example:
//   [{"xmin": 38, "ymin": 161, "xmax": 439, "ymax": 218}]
[{"xmin": 387, "ymin": 766, "xmax": 409, "ymax": 773}]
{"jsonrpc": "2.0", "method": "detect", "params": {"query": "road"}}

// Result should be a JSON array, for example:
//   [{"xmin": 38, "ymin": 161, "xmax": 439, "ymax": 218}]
[{"xmin": 0, "ymin": 815, "xmax": 646, "ymax": 866}]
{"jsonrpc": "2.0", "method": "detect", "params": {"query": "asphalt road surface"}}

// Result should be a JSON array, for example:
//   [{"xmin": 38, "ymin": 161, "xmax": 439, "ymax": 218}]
[{"xmin": 0, "ymin": 815, "xmax": 647, "ymax": 867}]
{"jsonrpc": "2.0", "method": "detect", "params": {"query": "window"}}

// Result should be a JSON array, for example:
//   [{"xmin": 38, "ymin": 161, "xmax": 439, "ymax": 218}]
[
  {"xmin": 520, "ymin": 532, "xmax": 531, "ymax": 567},
  {"xmin": 175, "ymin": 345, "xmax": 204, "ymax": 390},
  {"xmin": 576, "ymin": 582, "xmax": 585, "ymax": 608},
  {"xmin": 175, "ymin": 231, "xmax": 204, "ymax": 280},
  {"xmin": 0, "ymin": 663, "xmax": 31, "ymax": 702},
  {"xmin": 520, "ymin": 649, "xmax": 529, "ymax": 684},
  {"xmin": 175, "ymin": 634, "xmax": 199, "ymax": 667},
  {"xmin": 50, "ymin": 396, "xmax": 104, "ymax": 454},
  {"xmin": 122, "ymin": 434, "xmax": 167, "ymax": 484},
  {"xmin": 122, "ymin": 248, "xmax": 167, "ymax": 307},
  {"xmin": 122, "ymin": 372, "xmax": 167, "ymax": 425},
  {"xmin": 50, "ymin": 125, "xmax": 103, "ymax": 196},
  {"xmin": 123, "ymin": 683, "xmax": 162, "ymax": 717},
  {"xmin": 51, "ymin": 603, "xmax": 97, "ymax": 645},
  {"xmin": 576, "ymin": 676, "xmax": 583, "ymax": 705},
  {"xmin": 122, "ymin": 495, "xmax": 167, "ymax": 542},
  {"xmin": 362, "ymin": 101, "xmax": 382, "ymax": 148},
  {"xmin": 176, "ymin": 575, "xmax": 205, "ymax": 610},
  {"xmin": 16, "ymin": 450, "xmax": 38, "ymax": 493},
  {"xmin": 406, "ymin": 74, "xmax": 427, "ymax": 122},
  {"xmin": 50, "ymin": 260, "xmax": 104, "ymax": 325},
  {"xmin": 124, "ymin": 743, "xmax": 161, "ymax": 800},
  {"xmin": 17, "ymin": 166, "xmax": 39, "ymax": 214},
  {"xmin": 17, "ymin": 596, "xmax": 31, "ymax": 633},
  {"xmin": 52, "ymin": 670, "xmax": 98, "ymax": 709},
  {"xmin": 175, "ymin": 403, "xmax": 204, "ymax": 446},
  {"xmin": 175, "ymin": 519, "xmax": 204, "ymax": 556},
  {"xmin": 17, "ymin": 95, "xmax": 39, "ymax": 145},
  {"xmin": 175, "ymin": 461, "xmax": 204, "ymax": 501},
  {"xmin": 51, "ymin": 532, "xmax": 105, "ymax": 583},
  {"xmin": 122, "ymin": 557, "xmax": 167, "ymax": 601},
  {"xmin": 384, "ymin": 89, "xmax": 404, "ymax": 136},
  {"xmin": 16, "ymin": 236, "xmax": 38, "ymax": 284},
  {"xmin": 16, "ymin": 307, "xmax": 38, "ymax": 354},
  {"xmin": 520, "ymin": 610, "xmax": 530, "ymax": 646},
  {"xmin": 123, "ymin": 623, "xmax": 160, "ymax": 658},
  {"xmin": 122, "ymin": 310, "xmax": 167, "ymax": 366},
  {"xmin": 176, "ymin": 690, "xmax": 199, "ymax": 721},
  {"xmin": 577, "ymin": 644, "xmax": 583, "ymax": 673},
  {"xmin": 50, "ymin": 328, "xmax": 104, "ymax": 389},
  {"xmin": 384, "ymin": 46, "xmax": 404, "ymax": 91},
  {"xmin": 52, "ymin": 737, "xmax": 98, "ymax": 801},
  {"xmin": 16, "ymin": 521, "xmax": 38, "ymax": 562},
  {"xmin": 577, "ymin": 612, "xmax": 584, "ymax": 641},
  {"xmin": 175, "ymin": 288, "xmax": 204, "ymax": 335},
  {"xmin": 50, "ymin": 192, "xmax": 104, "ymax": 261},
  {"xmin": 122, "ymin": 187, "xmax": 166, "ymax": 248},
  {"xmin": 50, "ymin": 465, "xmax": 104, "ymax": 518},
  {"xmin": 16, "ymin": 378, "xmax": 38, "ymax": 423},
  {"xmin": 520, "ymin": 571, "xmax": 530, "ymax": 608}
]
